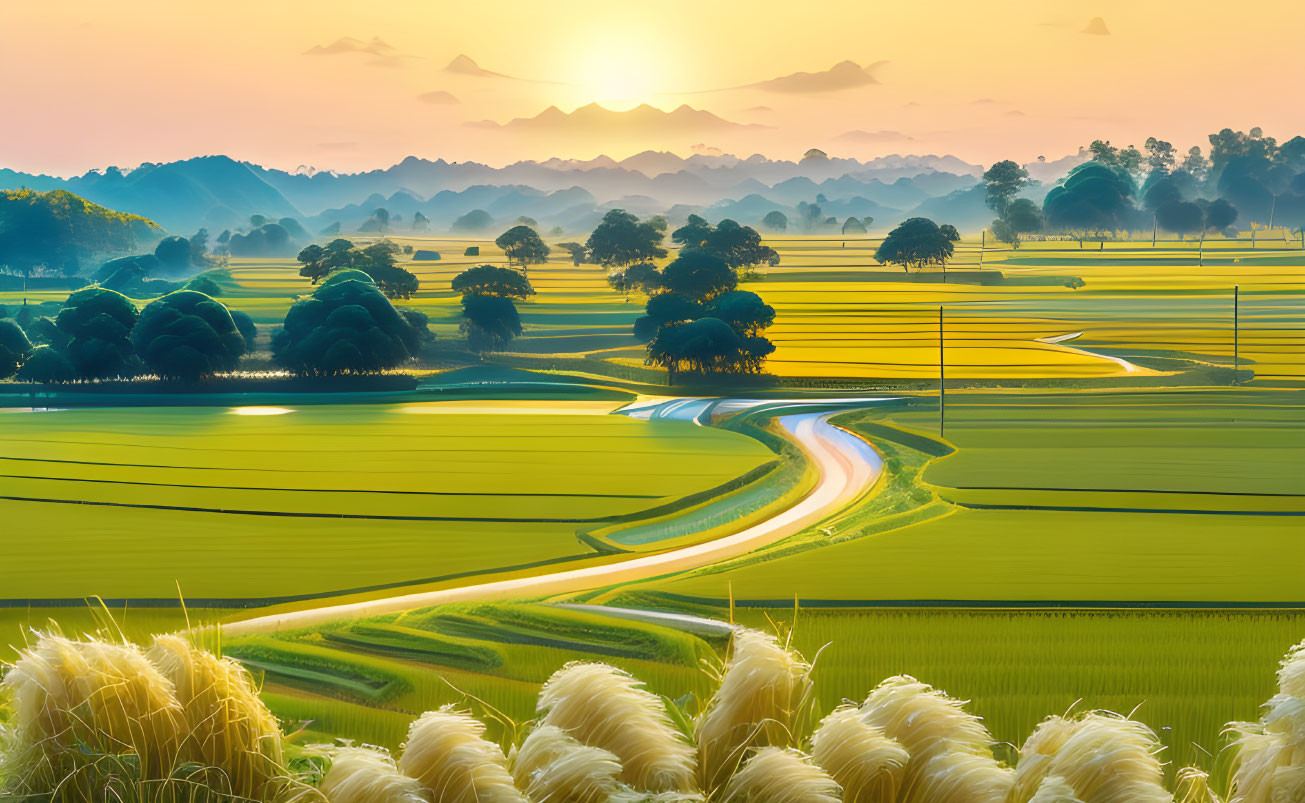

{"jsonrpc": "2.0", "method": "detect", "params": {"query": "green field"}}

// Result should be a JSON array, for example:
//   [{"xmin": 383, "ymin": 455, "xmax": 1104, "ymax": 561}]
[
  {"xmin": 1, "ymin": 231, "xmax": 1302, "ymax": 796},
  {"xmin": 645, "ymin": 388, "xmax": 1305, "ymax": 604},
  {"xmin": 0, "ymin": 400, "xmax": 773, "ymax": 606}
]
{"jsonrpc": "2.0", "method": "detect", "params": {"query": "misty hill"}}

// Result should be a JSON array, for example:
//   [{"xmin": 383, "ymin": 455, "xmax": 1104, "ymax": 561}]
[
  {"xmin": 0, "ymin": 150, "xmax": 1026, "ymax": 236},
  {"xmin": 0, "ymin": 189, "xmax": 162, "ymax": 277},
  {"xmin": 0, "ymin": 156, "xmax": 299, "ymax": 234}
]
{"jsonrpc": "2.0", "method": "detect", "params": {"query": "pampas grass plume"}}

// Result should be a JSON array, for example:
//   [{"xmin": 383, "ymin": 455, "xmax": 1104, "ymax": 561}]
[
  {"xmin": 319, "ymin": 747, "xmax": 428, "ymax": 803},
  {"xmin": 720, "ymin": 747, "xmax": 840, "ymax": 803},
  {"xmin": 810, "ymin": 706, "xmax": 907, "ymax": 803},
  {"xmin": 398, "ymin": 707, "xmax": 524, "ymax": 803}
]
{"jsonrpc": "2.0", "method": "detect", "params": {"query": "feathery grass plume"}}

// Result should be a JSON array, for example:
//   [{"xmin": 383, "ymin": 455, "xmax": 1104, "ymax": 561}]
[
  {"xmin": 1228, "ymin": 638, "xmax": 1305, "ymax": 803},
  {"xmin": 512, "ymin": 724, "xmax": 627, "ymax": 803},
  {"xmin": 1173, "ymin": 766, "xmax": 1222, "ymax": 803},
  {"xmin": 318, "ymin": 747, "xmax": 428, "ymax": 803},
  {"xmin": 719, "ymin": 747, "xmax": 840, "ymax": 803},
  {"xmin": 1027, "ymin": 775, "xmax": 1085, "ymax": 803},
  {"xmin": 0, "ymin": 633, "xmax": 186, "ymax": 796},
  {"xmin": 397, "ymin": 707, "xmax": 525, "ymax": 803},
  {"xmin": 695, "ymin": 628, "xmax": 813, "ymax": 794},
  {"xmin": 856, "ymin": 675, "xmax": 1009, "ymax": 802},
  {"xmin": 897, "ymin": 749, "xmax": 1014, "ymax": 803},
  {"xmin": 148, "ymin": 634, "xmax": 288, "ymax": 800},
  {"xmin": 1009, "ymin": 712, "xmax": 1169, "ymax": 803},
  {"xmin": 536, "ymin": 662, "xmax": 696, "ymax": 793},
  {"xmin": 809, "ymin": 706, "xmax": 907, "ymax": 803}
]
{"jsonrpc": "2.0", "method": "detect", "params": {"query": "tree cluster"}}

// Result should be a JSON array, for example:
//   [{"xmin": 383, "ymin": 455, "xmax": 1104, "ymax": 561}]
[
  {"xmin": 297, "ymin": 239, "xmax": 419, "ymax": 299},
  {"xmin": 272, "ymin": 270, "xmax": 427, "ymax": 375},
  {"xmin": 635, "ymin": 250, "xmax": 776, "ymax": 383},
  {"xmin": 671, "ymin": 216, "xmax": 779, "ymax": 270},
  {"xmin": 585, "ymin": 209, "xmax": 668, "ymax": 267},
  {"xmin": 451, "ymin": 265, "xmax": 534, "ymax": 354}
]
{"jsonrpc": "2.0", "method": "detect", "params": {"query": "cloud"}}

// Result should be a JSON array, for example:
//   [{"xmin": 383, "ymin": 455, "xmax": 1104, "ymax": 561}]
[
  {"xmin": 744, "ymin": 60, "xmax": 887, "ymax": 94},
  {"xmin": 971, "ymin": 98, "xmax": 999, "ymax": 106},
  {"xmin": 417, "ymin": 90, "xmax": 460, "ymax": 105},
  {"xmin": 742, "ymin": 106, "xmax": 773, "ymax": 114},
  {"xmin": 692, "ymin": 143, "xmax": 726, "ymax": 156},
  {"xmin": 834, "ymin": 129, "xmax": 915, "ymax": 144},
  {"xmin": 1082, "ymin": 17, "xmax": 1111, "ymax": 35},
  {"xmin": 1005, "ymin": 109, "xmax": 1026, "ymax": 118},
  {"xmin": 303, "ymin": 36, "xmax": 413, "ymax": 68}
]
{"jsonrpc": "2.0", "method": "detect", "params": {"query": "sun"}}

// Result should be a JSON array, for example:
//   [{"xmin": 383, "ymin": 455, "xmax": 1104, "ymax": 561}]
[{"xmin": 558, "ymin": 40, "xmax": 661, "ymax": 110}]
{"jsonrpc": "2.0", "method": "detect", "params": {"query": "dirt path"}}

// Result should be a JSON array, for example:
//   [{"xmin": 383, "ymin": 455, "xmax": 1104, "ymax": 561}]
[{"xmin": 222, "ymin": 405, "xmax": 882, "ymax": 636}]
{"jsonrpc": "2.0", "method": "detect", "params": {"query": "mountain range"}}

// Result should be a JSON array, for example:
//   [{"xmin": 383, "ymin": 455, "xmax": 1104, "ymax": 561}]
[{"xmin": 0, "ymin": 149, "xmax": 1068, "ymax": 239}]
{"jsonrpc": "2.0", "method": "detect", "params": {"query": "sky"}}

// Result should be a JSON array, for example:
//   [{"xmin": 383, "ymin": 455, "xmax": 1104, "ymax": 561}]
[{"xmin": 2, "ymin": 0, "xmax": 1303, "ymax": 176}]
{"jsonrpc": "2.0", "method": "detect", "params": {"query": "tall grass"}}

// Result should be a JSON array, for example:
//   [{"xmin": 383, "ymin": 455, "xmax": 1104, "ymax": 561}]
[
  {"xmin": 4, "ymin": 624, "xmax": 1304, "ymax": 803},
  {"xmin": 0, "ymin": 631, "xmax": 316, "ymax": 802}
]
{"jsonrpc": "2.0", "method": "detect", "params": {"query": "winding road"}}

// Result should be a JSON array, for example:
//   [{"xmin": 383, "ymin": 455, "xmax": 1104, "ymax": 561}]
[{"xmin": 222, "ymin": 400, "xmax": 884, "ymax": 636}]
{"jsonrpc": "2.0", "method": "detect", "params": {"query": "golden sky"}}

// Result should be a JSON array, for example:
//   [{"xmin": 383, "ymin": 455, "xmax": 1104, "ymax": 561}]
[{"xmin": 2, "ymin": 0, "xmax": 1302, "ymax": 175}]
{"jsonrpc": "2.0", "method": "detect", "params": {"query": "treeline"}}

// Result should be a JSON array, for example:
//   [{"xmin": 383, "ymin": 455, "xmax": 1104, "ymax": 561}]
[
  {"xmin": 985, "ymin": 127, "xmax": 1305, "ymax": 247},
  {"xmin": 0, "ymin": 271, "xmax": 433, "ymax": 384}
]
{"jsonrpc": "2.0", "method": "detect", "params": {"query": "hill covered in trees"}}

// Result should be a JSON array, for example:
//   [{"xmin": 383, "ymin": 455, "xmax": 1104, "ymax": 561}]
[{"xmin": 0, "ymin": 189, "xmax": 161, "ymax": 279}]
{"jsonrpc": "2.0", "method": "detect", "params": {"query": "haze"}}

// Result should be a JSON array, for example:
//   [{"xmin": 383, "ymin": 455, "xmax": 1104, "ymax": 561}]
[{"xmin": 2, "ymin": 0, "xmax": 1303, "ymax": 175}]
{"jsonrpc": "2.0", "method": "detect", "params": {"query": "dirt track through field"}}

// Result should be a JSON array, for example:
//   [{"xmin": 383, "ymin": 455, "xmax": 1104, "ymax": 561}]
[{"xmin": 221, "ymin": 402, "xmax": 883, "ymax": 635}]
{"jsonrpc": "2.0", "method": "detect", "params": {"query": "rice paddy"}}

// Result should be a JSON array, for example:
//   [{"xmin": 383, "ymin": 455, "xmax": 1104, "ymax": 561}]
[{"xmin": 1, "ymin": 231, "xmax": 1302, "ymax": 801}]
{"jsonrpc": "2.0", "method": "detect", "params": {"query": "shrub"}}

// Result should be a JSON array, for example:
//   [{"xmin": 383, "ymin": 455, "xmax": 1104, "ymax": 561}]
[
  {"xmin": 229, "ymin": 309, "xmax": 258, "ymax": 350},
  {"xmin": 184, "ymin": 273, "xmax": 223, "ymax": 296},
  {"xmin": 14, "ymin": 345, "xmax": 76, "ymax": 383},
  {"xmin": 272, "ymin": 273, "xmax": 416, "ymax": 375},
  {"xmin": 0, "ymin": 318, "xmax": 32, "ymax": 377},
  {"xmin": 131, "ymin": 290, "xmax": 246, "ymax": 381},
  {"xmin": 55, "ymin": 286, "xmax": 138, "ymax": 378}
]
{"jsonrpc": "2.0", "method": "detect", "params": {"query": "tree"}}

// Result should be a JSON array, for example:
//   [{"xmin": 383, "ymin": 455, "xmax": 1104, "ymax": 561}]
[
  {"xmin": 634, "ymin": 292, "xmax": 702, "ymax": 340},
  {"xmin": 272, "ymin": 272, "xmax": 418, "ymax": 376},
  {"xmin": 874, "ymin": 218, "xmax": 956, "ymax": 273},
  {"xmin": 762, "ymin": 211, "xmax": 788, "ymax": 232},
  {"xmin": 939, "ymin": 224, "xmax": 960, "ymax": 243},
  {"xmin": 227, "ymin": 223, "xmax": 294, "ymax": 257},
  {"xmin": 671, "ymin": 215, "xmax": 713, "ymax": 248},
  {"xmin": 1144, "ymin": 138, "xmax": 1177, "ymax": 173},
  {"xmin": 15, "ymin": 345, "xmax": 76, "ymax": 384},
  {"xmin": 585, "ymin": 209, "xmax": 668, "ymax": 267},
  {"xmin": 56, "ymin": 286, "xmax": 139, "ymax": 378},
  {"xmin": 131, "ymin": 290, "xmax": 246, "ymax": 381},
  {"xmin": 1156, "ymin": 200, "xmax": 1204, "ymax": 238},
  {"xmin": 660, "ymin": 250, "xmax": 738, "ymax": 301},
  {"xmin": 981, "ymin": 160, "xmax": 1030, "ymax": 216},
  {"xmin": 494, "ymin": 225, "xmax": 550, "ymax": 271},
  {"xmin": 298, "ymin": 239, "xmax": 419, "ymax": 298},
  {"xmin": 188, "ymin": 229, "xmax": 212, "ymax": 266},
  {"xmin": 647, "ymin": 318, "xmax": 742, "ymax": 384},
  {"xmin": 451, "ymin": 209, "xmax": 495, "ymax": 232},
  {"xmin": 1042, "ymin": 162, "xmax": 1137, "ymax": 241},
  {"xmin": 460, "ymin": 294, "xmax": 522, "ymax": 353},
  {"xmin": 608, "ymin": 263, "xmax": 661, "ymax": 298},
  {"xmin": 412, "ymin": 211, "xmax": 430, "ymax": 231},
  {"xmin": 1182, "ymin": 147, "xmax": 1210, "ymax": 180},
  {"xmin": 450, "ymin": 265, "xmax": 534, "ymax": 299},
  {"xmin": 841, "ymin": 217, "xmax": 867, "ymax": 235},
  {"xmin": 991, "ymin": 198, "xmax": 1043, "ymax": 248},
  {"xmin": 1205, "ymin": 198, "xmax": 1239, "ymax": 231},
  {"xmin": 229, "ymin": 309, "xmax": 258, "ymax": 351},
  {"xmin": 705, "ymin": 290, "xmax": 775, "ymax": 336},
  {"xmin": 557, "ymin": 242, "xmax": 587, "ymax": 265},
  {"xmin": 154, "ymin": 236, "xmax": 191, "ymax": 273},
  {"xmin": 0, "ymin": 189, "xmax": 159, "ymax": 279},
  {"xmin": 0, "ymin": 319, "xmax": 31, "ymax": 377}
]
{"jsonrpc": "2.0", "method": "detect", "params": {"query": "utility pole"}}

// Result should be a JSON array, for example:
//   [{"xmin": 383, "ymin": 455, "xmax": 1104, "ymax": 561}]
[
  {"xmin": 939, "ymin": 305, "xmax": 946, "ymax": 438},
  {"xmin": 1233, "ymin": 285, "xmax": 1239, "ymax": 386}
]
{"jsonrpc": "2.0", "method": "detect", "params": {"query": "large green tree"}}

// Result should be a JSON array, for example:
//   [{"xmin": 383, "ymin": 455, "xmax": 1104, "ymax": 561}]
[
  {"xmin": 55, "ymin": 286, "xmax": 139, "ymax": 378},
  {"xmin": 494, "ymin": 225, "xmax": 551, "ymax": 273},
  {"xmin": 1042, "ymin": 162, "xmax": 1138, "ymax": 240},
  {"xmin": 585, "ymin": 209, "xmax": 668, "ymax": 267},
  {"xmin": 450, "ymin": 265, "xmax": 534, "ymax": 299},
  {"xmin": 874, "ymin": 218, "xmax": 957, "ymax": 273},
  {"xmin": 459, "ymin": 294, "xmax": 523, "ymax": 354},
  {"xmin": 131, "ymin": 290, "xmax": 246, "ymax": 381},
  {"xmin": 272, "ymin": 271, "xmax": 419, "ymax": 376},
  {"xmin": 982, "ymin": 160, "xmax": 1030, "ymax": 216},
  {"xmin": 0, "ymin": 319, "xmax": 32, "ymax": 378}
]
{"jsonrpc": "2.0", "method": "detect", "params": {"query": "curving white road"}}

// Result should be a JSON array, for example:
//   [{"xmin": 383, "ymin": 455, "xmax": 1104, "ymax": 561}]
[{"xmin": 222, "ymin": 405, "xmax": 883, "ymax": 636}]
